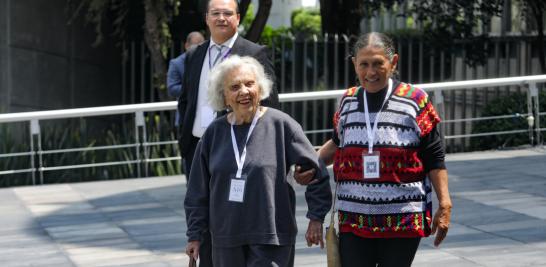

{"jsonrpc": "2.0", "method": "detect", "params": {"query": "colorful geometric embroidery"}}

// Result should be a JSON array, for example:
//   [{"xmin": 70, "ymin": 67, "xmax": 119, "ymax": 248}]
[
  {"xmin": 344, "ymin": 86, "xmax": 359, "ymax": 97},
  {"xmin": 338, "ymin": 210, "xmax": 432, "ymax": 238},
  {"xmin": 395, "ymin": 83, "xmax": 430, "ymax": 109},
  {"xmin": 395, "ymin": 83, "xmax": 412, "ymax": 97},
  {"xmin": 333, "ymin": 147, "xmax": 426, "ymax": 183},
  {"xmin": 416, "ymin": 102, "xmax": 441, "ymax": 136}
]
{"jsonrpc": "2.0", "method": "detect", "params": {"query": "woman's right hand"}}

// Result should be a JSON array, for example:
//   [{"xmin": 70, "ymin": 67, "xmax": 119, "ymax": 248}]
[
  {"xmin": 186, "ymin": 240, "xmax": 200, "ymax": 261},
  {"xmin": 305, "ymin": 219, "xmax": 324, "ymax": 248},
  {"xmin": 294, "ymin": 165, "xmax": 317, "ymax": 185},
  {"xmin": 295, "ymin": 139, "xmax": 337, "ymax": 185}
]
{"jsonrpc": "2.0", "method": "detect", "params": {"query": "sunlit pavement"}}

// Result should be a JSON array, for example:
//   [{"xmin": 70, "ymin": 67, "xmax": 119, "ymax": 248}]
[{"xmin": 1, "ymin": 146, "xmax": 545, "ymax": 266}]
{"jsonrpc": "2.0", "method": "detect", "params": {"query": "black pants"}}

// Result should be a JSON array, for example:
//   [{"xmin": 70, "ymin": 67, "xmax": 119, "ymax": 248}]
[
  {"xmin": 179, "ymin": 135, "xmax": 199, "ymax": 181},
  {"xmin": 212, "ymin": 244, "xmax": 294, "ymax": 267},
  {"xmin": 198, "ymin": 231, "xmax": 213, "ymax": 267},
  {"xmin": 339, "ymin": 232, "xmax": 421, "ymax": 267}
]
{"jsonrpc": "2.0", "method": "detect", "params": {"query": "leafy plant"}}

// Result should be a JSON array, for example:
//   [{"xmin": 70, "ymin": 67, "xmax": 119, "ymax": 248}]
[
  {"xmin": 0, "ymin": 113, "xmax": 181, "ymax": 188},
  {"xmin": 291, "ymin": 8, "xmax": 321, "ymax": 38},
  {"xmin": 0, "ymin": 123, "xmax": 33, "ymax": 187},
  {"xmin": 471, "ymin": 89, "xmax": 546, "ymax": 150}
]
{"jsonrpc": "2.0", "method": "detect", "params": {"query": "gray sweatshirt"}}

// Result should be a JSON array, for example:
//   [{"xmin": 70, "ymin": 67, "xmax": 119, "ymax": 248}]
[{"xmin": 184, "ymin": 108, "xmax": 332, "ymax": 247}]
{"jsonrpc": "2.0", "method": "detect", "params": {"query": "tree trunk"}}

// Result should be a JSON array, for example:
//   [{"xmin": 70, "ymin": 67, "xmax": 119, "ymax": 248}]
[
  {"xmin": 245, "ymin": 0, "xmax": 272, "ymax": 42},
  {"xmin": 143, "ymin": 0, "xmax": 168, "ymax": 102},
  {"xmin": 319, "ymin": 0, "xmax": 364, "ymax": 36},
  {"xmin": 320, "ymin": 0, "xmax": 352, "ymax": 35},
  {"xmin": 319, "ymin": 0, "xmax": 334, "ymax": 35},
  {"xmin": 239, "ymin": 0, "xmax": 251, "ymax": 23}
]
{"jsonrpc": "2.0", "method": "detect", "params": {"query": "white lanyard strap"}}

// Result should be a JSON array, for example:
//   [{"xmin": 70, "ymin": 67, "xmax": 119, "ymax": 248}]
[
  {"xmin": 230, "ymin": 109, "xmax": 261, "ymax": 178},
  {"xmin": 363, "ymin": 78, "xmax": 393, "ymax": 154}
]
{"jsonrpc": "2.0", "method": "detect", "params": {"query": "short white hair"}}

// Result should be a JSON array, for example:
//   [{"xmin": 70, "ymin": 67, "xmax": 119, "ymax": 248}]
[{"xmin": 207, "ymin": 55, "xmax": 272, "ymax": 111}]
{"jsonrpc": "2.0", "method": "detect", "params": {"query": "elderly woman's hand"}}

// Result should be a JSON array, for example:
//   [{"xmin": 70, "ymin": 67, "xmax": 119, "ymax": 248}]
[
  {"xmin": 294, "ymin": 165, "xmax": 318, "ymax": 185},
  {"xmin": 305, "ymin": 219, "xmax": 324, "ymax": 248},
  {"xmin": 431, "ymin": 204, "xmax": 451, "ymax": 247},
  {"xmin": 185, "ymin": 240, "xmax": 200, "ymax": 261}
]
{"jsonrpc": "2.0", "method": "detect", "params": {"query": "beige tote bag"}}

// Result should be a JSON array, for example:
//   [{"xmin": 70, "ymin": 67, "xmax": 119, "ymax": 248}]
[{"xmin": 326, "ymin": 182, "xmax": 341, "ymax": 267}]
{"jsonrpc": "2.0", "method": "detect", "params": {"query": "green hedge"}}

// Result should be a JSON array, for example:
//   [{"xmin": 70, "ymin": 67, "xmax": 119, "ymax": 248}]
[
  {"xmin": 0, "ymin": 113, "xmax": 181, "ymax": 187},
  {"xmin": 471, "ymin": 89, "xmax": 546, "ymax": 150}
]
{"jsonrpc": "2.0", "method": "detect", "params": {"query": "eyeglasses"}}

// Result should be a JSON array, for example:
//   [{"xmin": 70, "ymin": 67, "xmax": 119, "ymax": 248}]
[{"xmin": 208, "ymin": 10, "xmax": 236, "ymax": 19}]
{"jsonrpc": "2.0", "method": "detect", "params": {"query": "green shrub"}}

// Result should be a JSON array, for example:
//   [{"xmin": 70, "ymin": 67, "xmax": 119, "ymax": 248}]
[
  {"xmin": 471, "ymin": 89, "xmax": 546, "ymax": 150},
  {"xmin": 0, "ymin": 123, "xmax": 33, "ymax": 187},
  {"xmin": 291, "ymin": 8, "xmax": 321, "ymax": 38},
  {"xmin": 0, "ymin": 113, "xmax": 181, "ymax": 187}
]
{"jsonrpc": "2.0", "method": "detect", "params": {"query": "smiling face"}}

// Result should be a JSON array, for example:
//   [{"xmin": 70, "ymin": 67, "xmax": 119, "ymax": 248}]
[
  {"xmin": 352, "ymin": 46, "xmax": 398, "ymax": 93},
  {"xmin": 206, "ymin": 0, "xmax": 240, "ymax": 44},
  {"xmin": 223, "ymin": 66, "xmax": 261, "ymax": 121}
]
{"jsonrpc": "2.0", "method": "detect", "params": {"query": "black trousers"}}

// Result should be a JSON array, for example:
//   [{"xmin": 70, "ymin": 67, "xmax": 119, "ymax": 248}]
[
  {"xmin": 212, "ymin": 244, "xmax": 294, "ymax": 267},
  {"xmin": 180, "ymin": 135, "xmax": 199, "ymax": 180},
  {"xmin": 339, "ymin": 232, "xmax": 421, "ymax": 267}
]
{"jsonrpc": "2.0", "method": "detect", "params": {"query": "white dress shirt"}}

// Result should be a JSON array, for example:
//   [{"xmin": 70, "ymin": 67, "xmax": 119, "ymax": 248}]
[{"xmin": 192, "ymin": 32, "xmax": 238, "ymax": 138}]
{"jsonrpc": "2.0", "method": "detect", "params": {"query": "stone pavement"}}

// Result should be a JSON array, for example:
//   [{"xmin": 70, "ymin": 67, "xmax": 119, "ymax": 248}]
[{"xmin": 1, "ymin": 146, "xmax": 545, "ymax": 267}]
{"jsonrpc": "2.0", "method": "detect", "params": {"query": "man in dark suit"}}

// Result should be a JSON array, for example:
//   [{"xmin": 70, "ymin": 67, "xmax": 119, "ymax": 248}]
[
  {"xmin": 178, "ymin": 0, "xmax": 278, "ymax": 266},
  {"xmin": 178, "ymin": 0, "xmax": 278, "ymax": 173}
]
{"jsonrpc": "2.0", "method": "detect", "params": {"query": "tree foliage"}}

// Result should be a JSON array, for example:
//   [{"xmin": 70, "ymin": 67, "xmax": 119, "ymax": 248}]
[
  {"xmin": 291, "ymin": 8, "xmax": 321, "ymax": 38},
  {"xmin": 69, "ymin": 0, "xmax": 180, "ymax": 101},
  {"xmin": 319, "ymin": 0, "xmax": 504, "ymax": 67},
  {"xmin": 68, "ymin": 0, "xmax": 132, "ymax": 46},
  {"xmin": 319, "ymin": 0, "xmax": 503, "ymax": 37}
]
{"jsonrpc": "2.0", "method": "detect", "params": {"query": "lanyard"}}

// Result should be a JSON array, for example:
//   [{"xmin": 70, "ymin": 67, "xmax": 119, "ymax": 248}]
[
  {"xmin": 230, "ymin": 109, "xmax": 260, "ymax": 178},
  {"xmin": 362, "ymin": 78, "xmax": 393, "ymax": 154},
  {"xmin": 208, "ymin": 45, "xmax": 232, "ymax": 69}
]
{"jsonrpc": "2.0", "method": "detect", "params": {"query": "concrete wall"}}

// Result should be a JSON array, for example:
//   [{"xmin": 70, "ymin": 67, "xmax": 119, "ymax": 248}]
[
  {"xmin": 0, "ymin": 0, "xmax": 121, "ymax": 113},
  {"xmin": 0, "ymin": 0, "xmax": 8, "ymax": 112}
]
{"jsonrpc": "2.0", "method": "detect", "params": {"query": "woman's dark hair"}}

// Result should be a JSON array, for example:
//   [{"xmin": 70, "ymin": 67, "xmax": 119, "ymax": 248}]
[{"xmin": 352, "ymin": 32, "xmax": 396, "ymax": 60}]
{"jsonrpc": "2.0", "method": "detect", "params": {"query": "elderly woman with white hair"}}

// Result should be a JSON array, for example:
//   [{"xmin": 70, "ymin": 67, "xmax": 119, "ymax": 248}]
[{"xmin": 184, "ymin": 55, "xmax": 332, "ymax": 267}]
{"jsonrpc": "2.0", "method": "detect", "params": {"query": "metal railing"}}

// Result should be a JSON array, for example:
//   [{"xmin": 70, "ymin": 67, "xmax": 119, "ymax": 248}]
[{"xmin": 0, "ymin": 75, "xmax": 544, "ymax": 185}]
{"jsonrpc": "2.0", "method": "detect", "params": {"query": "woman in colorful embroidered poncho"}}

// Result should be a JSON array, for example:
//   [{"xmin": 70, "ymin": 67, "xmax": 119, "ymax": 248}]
[{"xmin": 295, "ymin": 32, "xmax": 452, "ymax": 267}]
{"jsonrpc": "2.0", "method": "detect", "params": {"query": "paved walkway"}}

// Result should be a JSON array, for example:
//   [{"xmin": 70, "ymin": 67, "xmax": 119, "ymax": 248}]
[{"xmin": 1, "ymin": 146, "xmax": 546, "ymax": 266}]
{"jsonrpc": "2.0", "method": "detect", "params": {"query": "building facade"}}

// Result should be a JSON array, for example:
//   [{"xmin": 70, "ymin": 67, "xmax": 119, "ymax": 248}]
[{"xmin": 0, "ymin": 0, "xmax": 121, "ymax": 113}]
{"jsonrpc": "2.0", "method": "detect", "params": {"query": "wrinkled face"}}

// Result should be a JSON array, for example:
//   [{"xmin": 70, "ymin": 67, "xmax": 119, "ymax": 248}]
[
  {"xmin": 352, "ymin": 46, "xmax": 398, "ymax": 93},
  {"xmin": 223, "ymin": 66, "xmax": 261, "ymax": 116},
  {"xmin": 206, "ymin": 0, "xmax": 240, "ymax": 43}
]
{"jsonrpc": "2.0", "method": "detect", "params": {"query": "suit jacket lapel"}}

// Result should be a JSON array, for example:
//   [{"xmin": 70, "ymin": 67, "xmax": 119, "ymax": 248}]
[
  {"xmin": 189, "ymin": 41, "xmax": 209, "ymax": 107},
  {"xmin": 229, "ymin": 36, "xmax": 244, "ymax": 56},
  {"xmin": 191, "ymin": 41, "xmax": 209, "ymax": 88}
]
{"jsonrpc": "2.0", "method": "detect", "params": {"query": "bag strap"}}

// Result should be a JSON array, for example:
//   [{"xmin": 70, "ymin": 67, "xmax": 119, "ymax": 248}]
[{"xmin": 329, "ymin": 180, "xmax": 339, "ymax": 224}]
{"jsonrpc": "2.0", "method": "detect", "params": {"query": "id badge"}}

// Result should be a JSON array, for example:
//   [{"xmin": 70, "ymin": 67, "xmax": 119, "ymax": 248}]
[
  {"xmin": 362, "ymin": 151, "xmax": 380, "ymax": 179},
  {"xmin": 228, "ymin": 174, "xmax": 247, "ymax": 203}
]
